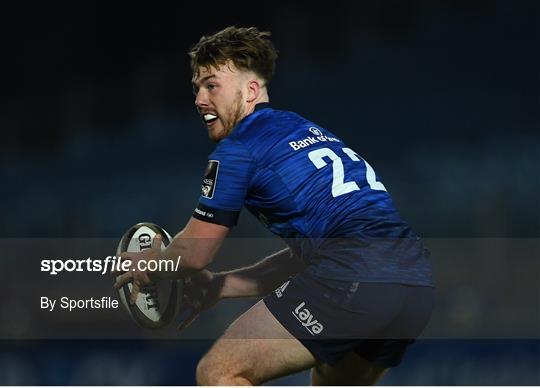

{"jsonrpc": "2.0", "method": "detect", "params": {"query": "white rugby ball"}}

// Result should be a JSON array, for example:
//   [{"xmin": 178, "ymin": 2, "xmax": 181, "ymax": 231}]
[{"xmin": 115, "ymin": 222, "xmax": 182, "ymax": 329}]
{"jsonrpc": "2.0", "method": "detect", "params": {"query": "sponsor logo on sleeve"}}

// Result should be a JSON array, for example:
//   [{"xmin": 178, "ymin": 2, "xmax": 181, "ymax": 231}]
[
  {"xmin": 194, "ymin": 207, "xmax": 214, "ymax": 219},
  {"xmin": 201, "ymin": 160, "xmax": 219, "ymax": 199}
]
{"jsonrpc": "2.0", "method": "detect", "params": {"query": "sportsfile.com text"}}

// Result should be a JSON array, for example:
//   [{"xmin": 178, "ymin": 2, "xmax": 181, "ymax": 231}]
[{"xmin": 40, "ymin": 256, "xmax": 182, "ymax": 275}]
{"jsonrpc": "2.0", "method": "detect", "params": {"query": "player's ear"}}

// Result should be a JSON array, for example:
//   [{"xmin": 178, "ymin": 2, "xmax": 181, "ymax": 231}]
[{"xmin": 246, "ymin": 79, "xmax": 261, "ymax": 103}]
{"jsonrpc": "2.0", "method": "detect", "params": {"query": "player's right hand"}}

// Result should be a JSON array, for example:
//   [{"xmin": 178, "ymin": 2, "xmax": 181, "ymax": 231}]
[{"xmin": 178, "ymin": 270, "xmax": 224, "ymax": 331}]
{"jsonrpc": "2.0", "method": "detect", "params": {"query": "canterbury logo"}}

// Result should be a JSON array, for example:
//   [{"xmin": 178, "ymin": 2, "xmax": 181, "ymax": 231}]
[
  {"xmin": 292, "ymin": 302, "xmax": 324, "ymax": 335},
  {"xmin": 274, "ymin": 281, "xmax": 290, "ymax": 298}
]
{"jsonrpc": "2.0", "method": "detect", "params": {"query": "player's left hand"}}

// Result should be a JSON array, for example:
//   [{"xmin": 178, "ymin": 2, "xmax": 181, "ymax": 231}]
[
  {"xmin": 177, "ymin": 270, "xmax": 225, "ymax": 332},
  {"xmin": 113, "ymin": 234, "xmax": 163, "ymax": 304}
]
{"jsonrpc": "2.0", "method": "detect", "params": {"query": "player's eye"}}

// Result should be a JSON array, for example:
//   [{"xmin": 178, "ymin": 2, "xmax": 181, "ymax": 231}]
[
  {"xmin": 192, "ymin": 86, "xmax": 199, "ymax": 96},
  {"xmin": 207, "ymin": 83, "xmax": 217, "ymax": 91}
]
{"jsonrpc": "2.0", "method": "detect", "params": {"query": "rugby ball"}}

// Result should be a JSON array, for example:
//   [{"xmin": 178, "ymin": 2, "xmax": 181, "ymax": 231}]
[{"xmin": 115, "ymin": 222, "xmax": 183, "ymax": 329}]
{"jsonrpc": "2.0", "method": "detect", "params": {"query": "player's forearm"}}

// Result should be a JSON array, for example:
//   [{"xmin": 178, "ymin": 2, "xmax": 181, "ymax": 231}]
[
  {"xmin": 218, "ymin": 248, "xmax": 306, "ymax": 298},
  {"xmin": 154, "ymin": 218, "xmax": 229, "ymax": 280},
  {"xmin": 156, "ymin": 233, "xmax": 222, "ymax": 279}
]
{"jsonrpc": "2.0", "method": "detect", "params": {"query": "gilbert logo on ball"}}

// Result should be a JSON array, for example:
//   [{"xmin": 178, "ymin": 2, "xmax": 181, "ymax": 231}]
[{"xmin": 115, "ymin": 222, "xmax": 183, "ymax": 329}]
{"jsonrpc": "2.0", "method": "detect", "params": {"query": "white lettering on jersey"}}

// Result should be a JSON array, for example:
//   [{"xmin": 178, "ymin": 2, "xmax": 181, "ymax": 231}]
[{"xmin": 289, "ymin": 128, "xmax": 341, "ymax": 151}]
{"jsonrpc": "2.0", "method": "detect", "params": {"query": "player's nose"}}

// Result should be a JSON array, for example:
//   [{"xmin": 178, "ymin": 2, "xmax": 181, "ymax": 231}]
[{"xmin": 194, "ymin": 90, "xmax": 208, "ymax": 108}]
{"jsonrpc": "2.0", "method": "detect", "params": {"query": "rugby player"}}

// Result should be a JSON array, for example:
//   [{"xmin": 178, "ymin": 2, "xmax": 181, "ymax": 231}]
[{"xmin": 115, "ymin": 26, "xmax": 435, "ymax": 385}]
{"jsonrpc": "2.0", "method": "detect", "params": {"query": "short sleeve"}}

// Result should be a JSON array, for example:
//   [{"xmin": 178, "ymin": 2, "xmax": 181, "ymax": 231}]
[{"xmin": 193, "ymin": 140, "xmax": 255, "ymax": 227}]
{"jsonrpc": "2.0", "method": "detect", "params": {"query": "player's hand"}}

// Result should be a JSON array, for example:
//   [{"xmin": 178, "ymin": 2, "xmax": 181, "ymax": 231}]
[
  {"xmin": 113, "ymin": 234, "xmax": 163, "ymax": 304},
  {"xmin": 177, "ymin": 270, "xmax": 225, "ymax": 331}
]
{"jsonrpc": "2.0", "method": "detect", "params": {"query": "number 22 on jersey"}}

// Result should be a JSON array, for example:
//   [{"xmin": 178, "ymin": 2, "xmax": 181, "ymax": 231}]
[{"xmin": 308, "ymin": 147, "xmax": 387, "ymax": 198}]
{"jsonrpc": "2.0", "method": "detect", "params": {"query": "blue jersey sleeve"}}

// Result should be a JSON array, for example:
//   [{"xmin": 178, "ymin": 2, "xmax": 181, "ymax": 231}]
[{"xmin": 193, "ymin": 139, "xmax": 255, "ymax": 227}]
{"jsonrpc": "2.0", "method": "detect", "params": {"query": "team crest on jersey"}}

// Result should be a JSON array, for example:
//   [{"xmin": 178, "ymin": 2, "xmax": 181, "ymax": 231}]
[{"xmin": 201, "ymin": 160, "xmax": 219, "ymax": 199}]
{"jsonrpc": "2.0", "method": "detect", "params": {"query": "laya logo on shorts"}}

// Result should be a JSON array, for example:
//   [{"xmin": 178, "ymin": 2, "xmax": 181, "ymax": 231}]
[
  {"xmin": 274, "ymin": 281, "xmax": 290, "ymax": 298},
  {"xmin": 292, "ymin": 302, "xmax": 324, "ymax": 335}
]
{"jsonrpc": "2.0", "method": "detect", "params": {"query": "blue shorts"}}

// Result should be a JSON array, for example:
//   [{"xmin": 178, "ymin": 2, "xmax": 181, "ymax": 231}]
[{"xmin": 263, "ymin": 271, "xmax": 435, "ymax": 368}]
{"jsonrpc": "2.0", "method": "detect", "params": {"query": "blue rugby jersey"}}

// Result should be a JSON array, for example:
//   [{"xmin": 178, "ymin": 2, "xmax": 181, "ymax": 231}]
[{"xmin": 193, "ymin": 103, "xmax": 434, "ymax": 286}]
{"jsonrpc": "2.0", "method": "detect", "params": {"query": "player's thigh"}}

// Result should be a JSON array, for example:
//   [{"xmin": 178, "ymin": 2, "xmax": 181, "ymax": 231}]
[
  {"xmin": 197, "ymin": 300, "xmax": 318, "ymax": 385},
  {"xmin": 311, "ymin": 351, "xmax": 388, "ymax": 386}
]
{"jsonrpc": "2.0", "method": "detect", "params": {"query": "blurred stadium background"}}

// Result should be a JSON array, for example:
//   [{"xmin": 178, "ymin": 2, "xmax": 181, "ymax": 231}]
[{"xmin": 1, "ymin": 0, "xmax": 539, "ymax": 385}]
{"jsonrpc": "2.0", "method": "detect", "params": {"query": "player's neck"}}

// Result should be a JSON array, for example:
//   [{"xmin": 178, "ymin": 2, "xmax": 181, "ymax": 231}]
[{"xmin": 245, "ymin": 90, "xmax": 269, "ymax": 116}]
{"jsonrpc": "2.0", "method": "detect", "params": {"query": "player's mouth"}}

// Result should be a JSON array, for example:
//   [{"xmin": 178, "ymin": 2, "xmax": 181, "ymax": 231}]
[{"xmin": 202, "ymin": 113, "xmax": 219, "ymax": 127}]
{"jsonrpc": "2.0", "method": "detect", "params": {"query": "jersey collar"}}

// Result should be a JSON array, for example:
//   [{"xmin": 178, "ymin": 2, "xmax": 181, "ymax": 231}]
[
  {"xmin": 226, "ymin": 102, "xmax": 271, "ymax": 139},
  {"xmin": 254, "ymin": 102, "xmax": 271, "ymax": 111}
]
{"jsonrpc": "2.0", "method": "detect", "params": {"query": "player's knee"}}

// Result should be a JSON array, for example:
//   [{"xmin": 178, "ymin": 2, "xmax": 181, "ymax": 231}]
[
  {"xmin": 196, "ymin": 355, "xmax": 231, "ymax": 385},
  {"xmin": 196, "ymin": 353, "xmax": 250, "ymax": 386},
  {"xmin": 196, "ymin": 360, "xmax": 215, "ymax": 385}
]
